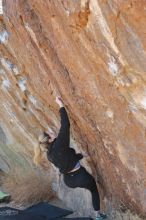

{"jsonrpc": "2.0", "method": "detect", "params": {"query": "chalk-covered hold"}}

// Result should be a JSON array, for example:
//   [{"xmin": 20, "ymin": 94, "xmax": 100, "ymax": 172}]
[
  {"xmin": 0, "ymin": 30, "xmax": 9, "ymax": 44},
  {"xmin": 12, "ymin": 66, "xmax": 19, "ymax": 75},
  {"xmin": 0, "ymin": 58, "xmax": 14, "ymax": 72},
  {"xmin": 29, "ymin": 95, "xmax": 37, "ymax": 106},
  {"xmin": 0, "ymin": 58, "xmax": 19, "ymax": 76},
  {"xmin": 106, "ymin": 109, "xmax": 114, "ymax": 119},
  {"xmin": 108, "ymin": 56, "xmax": 119, "ymax": 76},
  {"xmin": 18, "ymin": 77, "xmax": 27, "ymax": 92},
  {"xmin": 1, "ymin": 79, "xmax": 11, "ymax": 90}
]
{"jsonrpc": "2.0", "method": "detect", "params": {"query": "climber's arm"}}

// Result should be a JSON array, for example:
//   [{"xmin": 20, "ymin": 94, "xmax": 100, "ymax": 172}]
[
  {"xmin": 57, "ymin": 107, "xmax": 70, "ymax": 138},
  {"xmin": 55, "ymin": 97, "xmax": 70, "ymax": 146}
]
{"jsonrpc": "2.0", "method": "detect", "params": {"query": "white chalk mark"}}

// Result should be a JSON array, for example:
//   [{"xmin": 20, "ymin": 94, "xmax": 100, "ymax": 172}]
[
  {"xmin": 0, "ymin": 30, "xmax": 9, "ymax": 44},
  {"xmin": 140, "ymin": 96, "xmax": 146, "ymax": 110},
  {"xmin": 0, "ymin": 58, "xmax": 19, "ymax": 75},
  {"xmin": 108, "ymin": 56, "xmax": 119, "ymax": 76},
  {"xmin": 0, "ymin": 58, "xmax": 14, "ymax": 72},
  {"xmin": 18, "ymin": 77, "xmax": 27, "ymax": 92},
  {"xmin": 130, "ymin": 90, "xmax": 146, "ymax": 111},
  {"xmin": 29, "ymin": 95, "xmax": 37, "ymax": 106},
  {"xmin": 106, "ymin": 109, "xmax": 114, "ymax": 119},
  {"xmin": 0, "ymin": 0, "xmax": 3, "ymax": 15},
  {"xmin": 12, "ymin": 66, "xmax": 19, "ymax": 75},
  {"xmin": 1, "ymin": 79, "xmax": 10, "ymax": 90}
]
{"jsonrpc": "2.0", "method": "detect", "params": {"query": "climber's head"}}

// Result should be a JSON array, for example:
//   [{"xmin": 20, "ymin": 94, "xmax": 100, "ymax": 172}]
[
  {"xmin": 39, "ymin": 131, "xmax": 56, "ymax": 144},
  {"xmin": 38, "ymin": 132, "xmax": 49, "ymax": 149},
  {"xmin": 33, "ymin": 131, "xmax": 55, "ymax": 166},
  {"xmin": 39, "ymin": 132, "xmax": 50, "ymax": 143}
]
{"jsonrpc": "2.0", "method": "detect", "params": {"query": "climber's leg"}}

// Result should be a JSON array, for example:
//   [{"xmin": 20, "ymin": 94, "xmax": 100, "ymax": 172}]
[{"xmin": 64, "ymin": 166, "xmax": 100, "ymax": 211}]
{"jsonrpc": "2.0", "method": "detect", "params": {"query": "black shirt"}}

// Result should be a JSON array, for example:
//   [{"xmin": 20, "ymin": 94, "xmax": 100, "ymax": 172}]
[{"xmin": 47, "ymin": 107, "xmax": 83, "ymax": 174}]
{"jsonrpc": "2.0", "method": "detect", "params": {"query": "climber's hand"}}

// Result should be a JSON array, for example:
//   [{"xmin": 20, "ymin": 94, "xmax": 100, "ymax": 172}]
[
  {"xmin": 56, "ymin": 96, "xmax": 64, "ymax": 108},
  {"xmin": 82, "ymin": 152, "xmax": 89, "ymax": 158}
]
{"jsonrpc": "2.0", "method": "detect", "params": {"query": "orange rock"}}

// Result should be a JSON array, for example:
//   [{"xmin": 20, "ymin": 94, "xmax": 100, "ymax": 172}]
[{"xmin": 0, "ymin": 0, "xmax": 146, "ymax": 218}]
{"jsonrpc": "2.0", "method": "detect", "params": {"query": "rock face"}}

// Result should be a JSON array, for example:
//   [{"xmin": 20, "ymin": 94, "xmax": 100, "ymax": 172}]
[{"xmin": 0, "ymin": 0, "xmax": 146, "ymax": 219}]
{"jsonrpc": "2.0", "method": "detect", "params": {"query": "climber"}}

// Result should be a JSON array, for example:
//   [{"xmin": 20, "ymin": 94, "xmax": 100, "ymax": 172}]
[{"xmin": 33, "ymin": 96, "xmax": 107, "ymax": 220}]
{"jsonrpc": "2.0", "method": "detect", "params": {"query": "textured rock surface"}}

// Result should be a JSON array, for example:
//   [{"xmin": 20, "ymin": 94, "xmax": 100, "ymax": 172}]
[{"xmin": 0, "ymin": 0, "xmax": 146, "ymax": 219}]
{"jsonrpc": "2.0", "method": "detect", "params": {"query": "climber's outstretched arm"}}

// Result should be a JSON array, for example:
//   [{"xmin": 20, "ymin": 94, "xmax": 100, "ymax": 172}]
[
  {"xmin": 57, "ymin": 106, "xmax": 70, "ymax": 138},
  {"xmin": 55, "ymin": 97, "xmax": 70, "ymax": 147}
]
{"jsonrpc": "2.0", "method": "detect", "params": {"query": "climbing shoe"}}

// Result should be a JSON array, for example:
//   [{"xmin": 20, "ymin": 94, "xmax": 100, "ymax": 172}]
[{"xmin": 96, "ymin": 213, "xmax": 107, "ymax": 220}]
